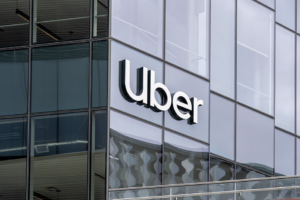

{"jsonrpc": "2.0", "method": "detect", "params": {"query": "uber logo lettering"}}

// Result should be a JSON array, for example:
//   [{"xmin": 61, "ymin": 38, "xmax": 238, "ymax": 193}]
[{"xmin": 119, "ymin": 59, "xmax": 203, "ymax": 125}]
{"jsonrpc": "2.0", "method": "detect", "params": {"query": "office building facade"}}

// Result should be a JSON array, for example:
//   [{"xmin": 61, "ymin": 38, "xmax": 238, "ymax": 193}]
[{"xmin": 0, "ymin": 0, "xmax": 300, "ymax": 199}]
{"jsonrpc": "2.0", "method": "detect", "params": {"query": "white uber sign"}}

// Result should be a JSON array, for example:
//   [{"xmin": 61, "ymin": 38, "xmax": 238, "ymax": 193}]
[{"xmin": 119, "ymin": 59, "xmax": 203, "ymax": 124}]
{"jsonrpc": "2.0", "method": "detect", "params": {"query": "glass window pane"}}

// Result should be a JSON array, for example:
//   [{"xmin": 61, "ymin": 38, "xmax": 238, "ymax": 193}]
[
  {"xmin": 164, "ymin": 131, "xmax": 209, "ymax": 184},
  {"xmin": 33, "ymin": 0, "xmax": 90, "ymax": 44},
  {"xmin": 93, "ymin": 0, "xmax": 109, "ymax": 37},
  {"xmin": 275, "ymin": 129, "xmax": 295, "ymax": 176},
  {"xmin": 92, "ymin": 41, "xmax": 108, "ymax": 108},
  {"xmin": 210, "ymin": 94, "xmax": 235, "ymax": 160},
  {"xmin": 236, "ymin": 165, "xmax": 273, "ymax": 200},
  {"xmin": 0, "ymin": 117, "xmax": 27, "ymax": 200},
  {"xmin": 237, "ymin": 0, "xmax": 274, "ymax": 115},
  {"xmin": 211, "ymin": 0, "xmax": 235, "ymax": 99},
  {"xmin": 210, "ymin": 157, "xmax": 234, "ymax": 181},
  {"xmin": 110, "ymin": 41, "xmax": 163, "ymax": 125},
  {"xmin": 165, "ymin": 65, "xmax": 209, "ymax": 142},
  {"xmin": 236, "ymin": 165, "xmax": 268, "ymax": 179},
  {"xmin": 109, "ymin": 111, "xmax": 162, "ymax": 188},
  {"xmin": 276, "ymin": 0, "xmax": 296, "ymax": 31},
  {"xmin": 165, "ymin": 0, "xmax": 209, "ymax": 78},
  {"xmin": 32, "ymin": 43, "xmax": 89, "ymax": 113},
  {"xmin": 112, "ymin": 0, "xmax": 163, "ymax": 58},
  {"xmin": 275, "ymin": 25, "xmax": 295, "ymax": 133},
  {"xmin": 30, "ymin": 112, "xmax": 88, "ymax": 200},
  {"xmin": 0, "ymin": 0, "xmax": 29, "ymax": 48},
  {"xmin": 0, "ymin": 49, "xmax": 28, "ymax": 116},
  {"xmin": 91, "ymin": 110, "xmax": 107, "ymax": 200},
  {"xmin": 209, "ymin": 157, "xmax": 235, "ymax": 200},
  {"xmin": 257, "ymin": 0, "xmax": 274, "ymax": 9},
  {"xmin": 237, "ymin": 105, "xmax": 274, "ymax": 175}
]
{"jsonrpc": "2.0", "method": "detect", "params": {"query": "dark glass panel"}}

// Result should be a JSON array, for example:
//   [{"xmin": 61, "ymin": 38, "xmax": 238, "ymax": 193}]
[
  {"xmin": 32, "ymin": 0, "xmax": 91, "ymax": 44},
  {"xmin": 164, "ymin": 131, "xmax": 209, "ymax": 185},
  {"xmin": 31, "ymin": 43, "xmax": 89, "ymax": 113},
  {"xmin": 0, "ymin": 0, "xmax": 29, "ymax": 48},
  {"xmin": 91, "ymin": 110, "xmax": 107, "ymax": 200},
  {"xmin": 30, "ymin": 112, "xmax": 88, "ymax": 200},
  {"xmin": 92, "ymin": 40, "xmax": 108, "ymax": 108},
  {"xmin": 0, "ymin": 49, "xmax": 28, "ymax": 116},
  {"xmin": 109, "ymin": 111, "xmax": 162, "ymax": 188},
  {"xmin": 0, "ymin": 117, "xmax": 27, "ymax": 200},
  {"xmin": 93, "ymin": 0, "xmax": 109, "ymax": 38}
]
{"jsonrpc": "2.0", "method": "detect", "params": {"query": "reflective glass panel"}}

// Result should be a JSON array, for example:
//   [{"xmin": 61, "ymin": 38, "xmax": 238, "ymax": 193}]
[
  {"xmin": 110, "ymin": 41, "xmax": 163, "ymax": 125},
  {"xmin": 275, "ymin": 25, "xmax": 295, "ymax": 133},
  {"xmin": 297, "ymin": 36, "xmax": 300, "ymax": 136},
  {"xmin": 91, "ymin": 110, "xmax": 107, "ymax": 200},
  {"xmin": 0, "ymin": 49, "xmax": 28, "ymax": 116},
  {"xmin": 236, "ymin": 165, "xmax": 268, "ymax": 179},
  {"xmin": 164, "ymin": 131, "xmax": 209, "ymax": 184},
  {"xmin": 30, "ymin": 112, "xmax": 88, "ymax": 200},
  {"xmin": 32, "ymin": 0, "xmax": 90, "ymax": 44},
  {"xmin": 211, "ymin": 0, "xmax": 235, "ymax": 99},
  {"xmin": 165, "ymin": 65, "xmax": 209, "ymax": 142},
  {"xmin": 92, "ymin": 40, "xmax": 108, "ymax": 108},
  {"xmin": 276, "ymin": 0, "xmax": 296, "ymax": 31},
  {"xmin": 257, "ymin": 0, "xmax": 274, "ymax": 8},
  {"xmin": 236, "ymin": 105, "xmax": 274, "ymax": 175},
  {"xmin": 93, "ymin": 0, "xmax": 108, "ymax": 37},
  {"xmin": 112, "ymin": 0, "xmax": 163, "ymax": 58},
  {"xmin": 237, "ymin": 0, "xmax": 274, "ymax": 115},
  {"xmin": 109, "ymin": 111, "xmax": 162, "ymax": 188},
  {"xmin": 0, "ymin": 0, "xmax": 29, "ymax": 48},
  {"xmin": 210, "ymin": 94, "xmax": 235, "ymax": 160},
  {"xmin": 275, "ymin": 129, "xmax": 295, "ymax": 176},
  {"xmin": 165, "ymin": 0, "xmax": 210, "ymax": 78},
  {"xmin": 32, "ymin": 43, "xmax": 89, "ymax": 113},
  {"xmin": 236, "ymin": 165, "xmax": 273, "ymax": 200},
  {"xmin": 0, "ymin": 118, "xmax": 27, "ymax": 200},
  {"xmin": 210, "ymin": 157, "xmax": 234, "ymax": 181},
  {"xmin": 209, "ymin": 157, "xmax": 235, "ymax": 200}
]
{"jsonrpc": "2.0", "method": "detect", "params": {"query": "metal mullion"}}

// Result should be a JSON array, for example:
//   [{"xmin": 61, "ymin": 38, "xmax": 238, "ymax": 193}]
[
  {"xmin": 295, "ymin": 0, "xmax": 298, "ymax": 178},
  {"xmin": 273, "ymin": 0, "xmax": 277, "ymax": 177},
  {"xmin": 234, "ymin": 0, "xmax": 237, "ymax": 165},
  {"xmin": 87, "ymin": 40, "xmax": 92, "ymax": 200},
  {"xmin": 276, "ymin": 22, "xmax": 296, "ymax": 33},
  {"xmin": 161, "ymin": 0, "xmax": 166, "ymax": 187},
  {"xmin": 26, "ymin": 0, "xmax": 33, "ymax": 197},
  {"xmin": 253, "ymin": 0, "xmax": 275, "ymax": 11},
  {"xmin": 106, "ymin": 38, "xmax": 112, "ymax": 200},
  {"xmin": 208, "ymin": 0, "xmax": 211, "ymax": 184}
]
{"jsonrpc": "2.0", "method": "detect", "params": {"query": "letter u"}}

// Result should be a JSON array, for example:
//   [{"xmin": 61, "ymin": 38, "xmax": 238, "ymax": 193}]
[{"xmin": 119, "ymin": 59, "xmax": 148, "ymax": 105}]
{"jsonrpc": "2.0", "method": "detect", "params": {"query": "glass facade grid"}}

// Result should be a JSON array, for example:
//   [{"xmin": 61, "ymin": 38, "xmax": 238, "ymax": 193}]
[{"xmin": 1, "ymin": 0, "xmax": 300, "ymax": 199}]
